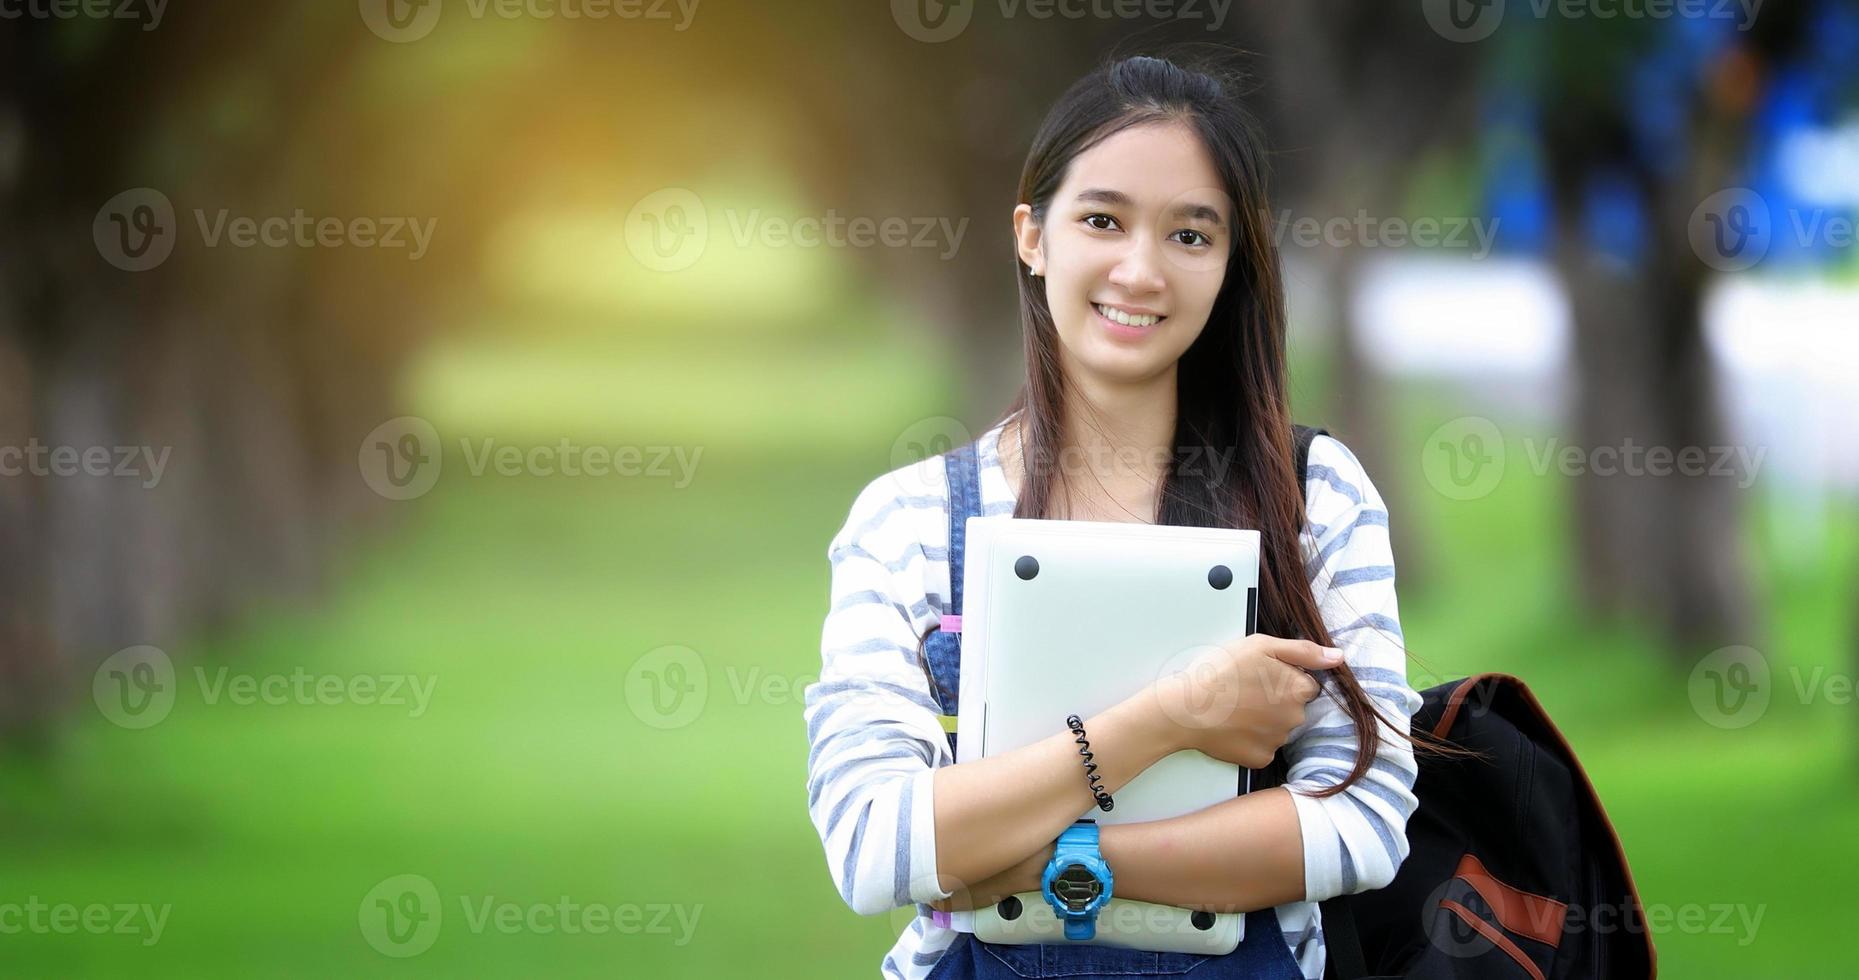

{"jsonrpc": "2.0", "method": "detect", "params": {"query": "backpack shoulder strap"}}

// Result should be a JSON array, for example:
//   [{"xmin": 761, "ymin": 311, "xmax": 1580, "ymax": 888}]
[
  {"xmin": 1319, "ymin": 892, "xmax": 1368, "ymax": 980},
  {"xmin": 1294, "ymin": 423, "xmax": 1329, "ymax": 491}
]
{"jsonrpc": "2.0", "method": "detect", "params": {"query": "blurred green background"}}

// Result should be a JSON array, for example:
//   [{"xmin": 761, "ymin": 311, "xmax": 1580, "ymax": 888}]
[{"xmin": 2, "ymin": 2, "xmax": 1856, "ymax": 977}]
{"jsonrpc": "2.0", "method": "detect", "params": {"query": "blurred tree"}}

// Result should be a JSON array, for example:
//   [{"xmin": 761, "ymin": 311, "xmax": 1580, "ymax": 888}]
[
  {"xmin": 1533, "ymin": 6, "xmax": 1816, "ymax": 655},
  {"xmin": 1236, "ymin": 3, "xmax": 1484, "ymax": 590},
  {"xmin": 784, "ymin": 2, "xmax": 1107, "ymax": 419},
  {"xmin": 0, "ymin": 11, "xmax": 454, "ymax": 740}
]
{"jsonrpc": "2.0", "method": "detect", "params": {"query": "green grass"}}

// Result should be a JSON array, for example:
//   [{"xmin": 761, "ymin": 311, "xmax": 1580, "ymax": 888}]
[{"xmin": 0, "ymin": 334, "xmax": 1850, "ymax": 977}]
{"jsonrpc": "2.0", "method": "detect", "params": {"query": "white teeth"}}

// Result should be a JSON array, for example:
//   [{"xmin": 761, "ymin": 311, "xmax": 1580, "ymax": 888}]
[{"xmin": 1094, "ymin": 303, "xmax": 1161, "ymax": 328}]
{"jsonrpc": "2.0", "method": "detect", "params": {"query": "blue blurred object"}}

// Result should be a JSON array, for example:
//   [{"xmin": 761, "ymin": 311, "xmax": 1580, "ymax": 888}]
[
  {"xmin": 1582, "ymin": 168, "xmax": 1647, "ymax": 268},
  {"xmin": 1480, "ymin": 92, "xmax": 1551, "ymax": 256}
]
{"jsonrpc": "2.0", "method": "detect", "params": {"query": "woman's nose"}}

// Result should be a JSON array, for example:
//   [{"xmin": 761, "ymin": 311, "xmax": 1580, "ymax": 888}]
[{"xmin": 1107, "ymin": 237, "xmax": 1166, "ymax": 293}]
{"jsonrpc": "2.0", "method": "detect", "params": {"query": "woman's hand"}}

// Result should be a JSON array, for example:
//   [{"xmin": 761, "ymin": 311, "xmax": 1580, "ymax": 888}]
[
  {"xmin": 1149, "ymin": 634, "xmax": 1341, "ymax": 769},
  {"xmin": 930, "ymin": 841, "xmax": 1055, "ymax": 913}
]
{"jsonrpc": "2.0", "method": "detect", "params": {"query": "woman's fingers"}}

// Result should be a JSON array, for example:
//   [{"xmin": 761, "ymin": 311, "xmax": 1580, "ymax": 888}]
[
  {"xmin": 1255, "ymin": 635, "xmax": 1344, "ymax": 672},
  {"xmin": 1290, "ymin": 668, "xmax": 1322, "ymax": 704},
  {"xmin": 1241, "ymin": 635, "xmax": 1331, "ymax": 708},
  {"xmin": 1158, "ymin": 634, "xmax": 1342, "ymax": 767}
]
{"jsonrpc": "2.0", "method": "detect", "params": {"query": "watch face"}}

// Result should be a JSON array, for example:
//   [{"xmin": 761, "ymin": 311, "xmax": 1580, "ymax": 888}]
[{"xmin": 1052, "ymin": 864, "xmax": 1102, "ymax": 912}]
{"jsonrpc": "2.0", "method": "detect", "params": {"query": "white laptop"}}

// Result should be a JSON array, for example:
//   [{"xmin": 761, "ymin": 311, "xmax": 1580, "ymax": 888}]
[{"xmin": 949, "ymin": 516, "xmax": 1262, "ymax": 954}]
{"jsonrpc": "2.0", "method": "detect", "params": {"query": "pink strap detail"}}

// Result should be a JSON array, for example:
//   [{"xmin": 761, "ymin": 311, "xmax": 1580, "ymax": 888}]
[
  {"xmin": 940, "ymin": 614, "xmax": 962, "ymax": 633},
  {"xmin": 931, "ymin": 909, "xmax": 952, "ymax": 929}
]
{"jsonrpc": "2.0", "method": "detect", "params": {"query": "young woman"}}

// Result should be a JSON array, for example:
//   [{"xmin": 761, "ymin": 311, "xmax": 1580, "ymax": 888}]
[{"xmin": 803, "ymin": 54, "xmax": 1424, "ymax": 980}]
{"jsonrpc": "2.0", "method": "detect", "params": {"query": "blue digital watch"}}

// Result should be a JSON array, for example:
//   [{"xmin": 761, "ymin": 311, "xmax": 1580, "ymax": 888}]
[{"xmin": 1040, "ymin": 819, "xmax": 1113, "ymax": 940}]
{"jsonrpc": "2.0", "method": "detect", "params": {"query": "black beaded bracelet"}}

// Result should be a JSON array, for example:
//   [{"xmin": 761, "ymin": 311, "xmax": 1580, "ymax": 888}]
[{"xmin": 1065, "ymin": 714, "xmax": 1115, "ymax": 812}]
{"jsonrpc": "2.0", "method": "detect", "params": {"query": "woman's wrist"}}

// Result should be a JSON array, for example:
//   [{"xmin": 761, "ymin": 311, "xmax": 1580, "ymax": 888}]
[
  {"xmin": 1123, "ymin": 680, "xmax": 1188, "ymax": 758},
  {"xmin": 1100, "ymin": 685, "xmax": 1185, "ymax": 770},
  {"xmin": 1016, "ymin": 840, "xmax": 1056, "ymax": 894}
]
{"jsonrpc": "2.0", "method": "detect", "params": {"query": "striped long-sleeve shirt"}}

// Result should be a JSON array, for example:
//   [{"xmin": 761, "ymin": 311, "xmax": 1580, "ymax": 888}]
[{"xmin": 802, "ymin": 414, "xmax": 1422, "ymax": 980}]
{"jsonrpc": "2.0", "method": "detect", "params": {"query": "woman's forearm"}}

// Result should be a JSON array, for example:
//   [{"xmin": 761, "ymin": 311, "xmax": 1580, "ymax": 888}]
[
  {"xmin": 1100, "ymin": 787, "xmax": 1306, "ymax": 913},
  {"xmin": 932, "ymin": 785, "xmax": 1308, "ymax": 913},
  {"xmin": 932, "ymin": 688, "xmax": 1178, "ymax": 895}
]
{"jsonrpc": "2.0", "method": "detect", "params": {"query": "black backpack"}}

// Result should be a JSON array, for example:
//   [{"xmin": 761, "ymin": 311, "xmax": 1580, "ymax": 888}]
[
  {"xmin": 1319, "ymin": 672, "xmax": 1656, "ymax": 980},
  {"xmin": 931, "ymin": 424, "xmax": 1655, "ymax": 979}
]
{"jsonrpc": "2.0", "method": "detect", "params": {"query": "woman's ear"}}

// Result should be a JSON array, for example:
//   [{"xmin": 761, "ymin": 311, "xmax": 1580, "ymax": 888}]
[{"xmin": 1012, "ymin": 203, "xmax": 1044, "ymax": 277}]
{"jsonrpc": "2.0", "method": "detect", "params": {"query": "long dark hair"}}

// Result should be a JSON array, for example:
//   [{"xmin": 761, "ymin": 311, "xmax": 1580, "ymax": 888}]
[{"xmin": 995, "ymin": 52, "xmax": 1450, "ymax": 797}]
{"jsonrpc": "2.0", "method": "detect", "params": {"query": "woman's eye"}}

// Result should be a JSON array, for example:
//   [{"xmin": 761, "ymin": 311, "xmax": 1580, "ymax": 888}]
[
  {"xmin": 1082, "ymin": 213, "xmax": 1120, "ymax": 231},
  {"xmin": 1173, "ymin": 229, "xmax": 1213, "ymax": 248}
]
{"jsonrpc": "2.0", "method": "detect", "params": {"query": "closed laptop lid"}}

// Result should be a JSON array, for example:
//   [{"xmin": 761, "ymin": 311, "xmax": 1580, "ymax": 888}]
[{"xmin": 956, "ymin": 516, "xmax": 1262, "ymax": 825}]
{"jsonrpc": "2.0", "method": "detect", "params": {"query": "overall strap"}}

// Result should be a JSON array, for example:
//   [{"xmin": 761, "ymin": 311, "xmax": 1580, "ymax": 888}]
[
  {"xmin": 942, "ymin": 440, "xmax": 984, "ymax": 627},
  {"xmin": 926, "ymin": 439, "xmax": 984, "ymax": 758}
]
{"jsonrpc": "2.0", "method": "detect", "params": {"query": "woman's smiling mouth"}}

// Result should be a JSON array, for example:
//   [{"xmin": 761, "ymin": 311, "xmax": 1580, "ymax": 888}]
[{"xmin": 1093, "ymin": 302, "xmax": 1166, "ymax": 339}]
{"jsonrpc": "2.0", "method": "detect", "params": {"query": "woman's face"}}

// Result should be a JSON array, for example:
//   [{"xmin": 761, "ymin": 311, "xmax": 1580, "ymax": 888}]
[{"xmin": 1014, "ymin": 119, "xmax": 1234, "ymax": 387}]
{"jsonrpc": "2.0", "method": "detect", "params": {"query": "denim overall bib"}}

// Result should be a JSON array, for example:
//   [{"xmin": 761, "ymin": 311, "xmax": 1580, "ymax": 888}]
[{"xmin": 915, "ymin": 440, "xmax": 1308, "ymax": 980}]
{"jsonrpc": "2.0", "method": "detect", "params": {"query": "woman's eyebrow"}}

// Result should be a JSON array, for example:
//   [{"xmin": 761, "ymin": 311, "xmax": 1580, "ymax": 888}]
[
  {"xmin": 1074, "ymin": 188, "xmax": 1226, "ymax": 228},
  {"xmin": 1075, "ymin": 188, "xmax": 1135, "ymax": 208},
  {"xmin": 1173, "ymin": 202, "xmax": 1227, "ymax": 228}
]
